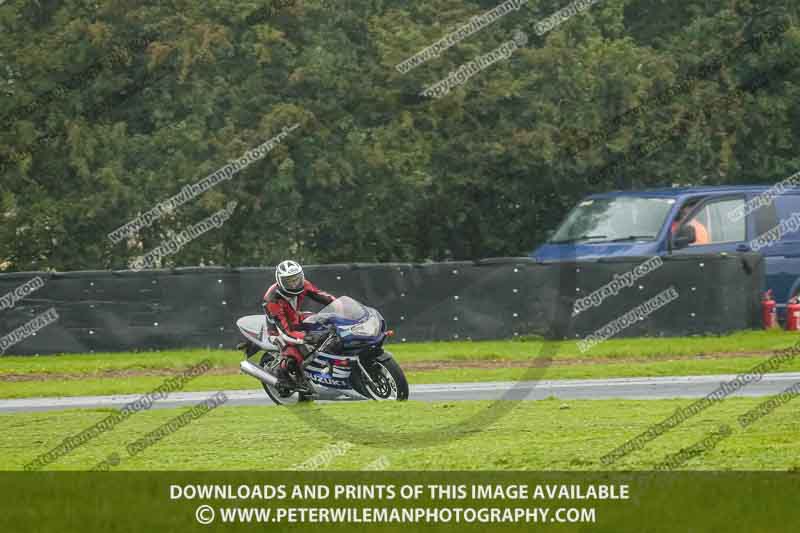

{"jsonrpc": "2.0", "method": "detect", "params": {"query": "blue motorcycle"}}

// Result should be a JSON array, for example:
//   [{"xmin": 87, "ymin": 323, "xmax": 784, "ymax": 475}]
[{"xmin": 236, "ymin": 296, "xmax": 409, "ymax": 405}]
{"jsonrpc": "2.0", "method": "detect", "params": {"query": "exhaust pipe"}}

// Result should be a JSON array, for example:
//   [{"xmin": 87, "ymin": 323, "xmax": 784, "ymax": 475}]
[{"xmin": 240, "ymin": 360, "xmax": 279, "ymax": 387}]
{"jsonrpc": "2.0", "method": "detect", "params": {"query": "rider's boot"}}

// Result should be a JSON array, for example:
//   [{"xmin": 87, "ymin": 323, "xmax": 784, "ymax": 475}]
[
  {"xmin": 273, "ymin": 357, "xmax": 293, "ymax": 386},
  {"xmin": 285, "ymin": 357, "xmax": 313, "ymax": 392},
  {"xmin": 271, "ymin": 357, "xmax": 309, "ymax": 391}
]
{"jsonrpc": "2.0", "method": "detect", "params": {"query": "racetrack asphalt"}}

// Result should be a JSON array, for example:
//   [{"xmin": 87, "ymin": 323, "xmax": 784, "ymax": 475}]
[{"xmin": 1, "ymin": 372, "xmax": 799, "ymax": 413}]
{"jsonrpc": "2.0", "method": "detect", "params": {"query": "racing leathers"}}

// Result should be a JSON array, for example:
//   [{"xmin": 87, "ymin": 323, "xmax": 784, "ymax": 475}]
[{"xmin": 262, "ymin": 280, "xmax": 336, "ymax": 372}]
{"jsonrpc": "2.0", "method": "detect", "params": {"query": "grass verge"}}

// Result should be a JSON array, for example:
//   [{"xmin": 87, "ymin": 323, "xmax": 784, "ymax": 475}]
[{"xmin": 1, "ymin": 396, "xmax": 797, "ymax": 470}]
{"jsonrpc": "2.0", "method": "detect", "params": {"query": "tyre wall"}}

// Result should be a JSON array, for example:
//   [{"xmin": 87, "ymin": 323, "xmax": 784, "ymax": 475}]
[{"xmin": 0, "ymin": 254, "xmax": 763, "ymax": 354}]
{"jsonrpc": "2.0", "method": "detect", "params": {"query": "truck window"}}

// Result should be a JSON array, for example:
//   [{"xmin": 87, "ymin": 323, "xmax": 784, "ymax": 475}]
[
  {"xmin": 549, "ymin": 196, "xmax": 674, "ymax": 243},
  {"xmin": 753, "ymin": 194, "xmax": 779, "ymax": 237},
  {"xmin": 774, "ymin": 195, "xmax": 800, "ymax": 241},
  {"xmin": 686, "ymin": 197, "xmax": 746, "ymax": 245}
]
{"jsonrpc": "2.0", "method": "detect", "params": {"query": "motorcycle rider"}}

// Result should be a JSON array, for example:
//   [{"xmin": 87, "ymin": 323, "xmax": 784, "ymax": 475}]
[{"xmin": 263, "ymin": 260, "xmax": 336, "ymax": 387}]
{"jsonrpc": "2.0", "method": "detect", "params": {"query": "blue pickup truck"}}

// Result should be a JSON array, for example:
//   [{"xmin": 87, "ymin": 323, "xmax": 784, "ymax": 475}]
[{"xmin": 532, "ymin": 185, "xmax": 800, "ymax": 311}]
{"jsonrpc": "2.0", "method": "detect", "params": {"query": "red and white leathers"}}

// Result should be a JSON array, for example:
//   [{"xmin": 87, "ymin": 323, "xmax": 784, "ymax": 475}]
[{"xmin": 262, "ymin": 280, "xmax": 336, "ymax": 367}]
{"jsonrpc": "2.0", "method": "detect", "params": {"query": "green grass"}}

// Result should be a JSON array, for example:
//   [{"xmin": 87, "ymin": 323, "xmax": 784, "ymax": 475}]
[
  {"xmin": 395, "ymin": 330, "xmax": 800, "ymax": 363},
  {"xmin": 1, "ymin": 396, "xmax": 798, "ymax": 470},
  {"xmin": 0, "ymin": 330, "xmax": 798, "ymax": 398},
  {"xmin": 1, "ymin": 329, "xmax": 797, "ymax": 375},
  {"xmin": 0, "ymin": 349, "xmax": 234, "ymax": 376}
]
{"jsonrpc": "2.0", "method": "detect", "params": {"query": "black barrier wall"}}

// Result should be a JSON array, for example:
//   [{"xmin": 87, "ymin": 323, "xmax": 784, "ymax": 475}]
[{"xmin": 0, "ymin": 255, "xmax": 764, "ymax": 355}]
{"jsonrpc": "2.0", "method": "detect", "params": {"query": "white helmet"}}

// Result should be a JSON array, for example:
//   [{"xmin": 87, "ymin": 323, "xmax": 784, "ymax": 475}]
[{"xmin": 275, "ymin": 260, "xmax": 305, "ymax": 296}]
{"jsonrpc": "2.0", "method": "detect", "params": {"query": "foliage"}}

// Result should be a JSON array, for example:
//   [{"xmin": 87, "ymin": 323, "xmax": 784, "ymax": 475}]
[{"xmin": 0, "ymin": 0, "xmax": 798, "ymax": 271}]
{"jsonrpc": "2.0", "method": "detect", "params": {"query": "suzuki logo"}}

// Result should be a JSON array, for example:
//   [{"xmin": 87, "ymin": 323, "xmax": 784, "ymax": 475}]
[{"xmin": 310, "ymin": 375, "xmax": 348, "ymax": 387}]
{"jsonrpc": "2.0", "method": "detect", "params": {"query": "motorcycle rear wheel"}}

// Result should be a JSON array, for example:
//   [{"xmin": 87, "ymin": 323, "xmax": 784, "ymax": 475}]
[{"xmin": 259, "ymin": 353, "xmax": 313, "ymax": 405}]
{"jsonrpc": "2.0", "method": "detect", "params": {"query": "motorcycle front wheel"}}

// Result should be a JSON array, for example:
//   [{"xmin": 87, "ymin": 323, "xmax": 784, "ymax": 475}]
[
  {"xmin": 353, "ymin": 358, "xmax": 409, "ymax": 401},
  {"xmin": 259, "ymin": 353, "xmax": 313, "ymax": 406}
]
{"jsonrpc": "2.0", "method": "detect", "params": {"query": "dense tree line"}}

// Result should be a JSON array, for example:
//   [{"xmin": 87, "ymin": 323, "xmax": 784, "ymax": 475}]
[{"xmin": 0, "ymin": 0, "xmax": 797, "ymax": 272}]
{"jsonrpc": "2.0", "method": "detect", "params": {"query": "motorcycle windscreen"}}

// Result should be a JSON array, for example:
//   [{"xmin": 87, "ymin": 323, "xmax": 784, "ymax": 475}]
[{"xmin": 304, "ymin": 296, "xmax": 369, "ymax": 324}]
